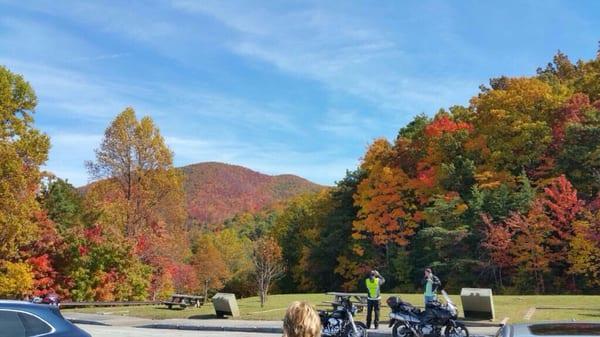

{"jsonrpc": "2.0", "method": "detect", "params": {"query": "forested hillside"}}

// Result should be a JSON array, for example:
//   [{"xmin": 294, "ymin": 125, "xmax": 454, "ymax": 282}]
[
  {"xmin": 275, "ymin": 51, "xmax": 600, "ymax": 294},
  {"xmin": 182, "ymin": 162, "xmax": 323, "ymax": 225}
]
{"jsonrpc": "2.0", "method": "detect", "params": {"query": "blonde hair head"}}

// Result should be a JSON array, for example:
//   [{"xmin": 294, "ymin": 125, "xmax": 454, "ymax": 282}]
[{"xmin": 283, "ymin": 301, "xmax": 322, "ymax": 337}]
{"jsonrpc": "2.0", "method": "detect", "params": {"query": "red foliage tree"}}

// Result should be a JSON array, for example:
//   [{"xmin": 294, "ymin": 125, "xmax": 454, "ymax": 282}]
[
  {"xmin": 22, "ymin": 211, "xmax": 65, "ymax": 297},
  {"xmin": 26, "ymin": 255, "xmax": 56, "ymax": 297},
  {"xmin": 508, "ymin": 202, "xmax": 552, "ymax": 294},
  {"xmin": 542, "ymin": 175, "xmax": 583, "ymax": 265},
  {"xmin": 424, "ymin": 115, "xmax": 473, "ymax": 138},
  {"xmin": 481, "ymin": 214, "xmax": 514, "ymax": 288}
]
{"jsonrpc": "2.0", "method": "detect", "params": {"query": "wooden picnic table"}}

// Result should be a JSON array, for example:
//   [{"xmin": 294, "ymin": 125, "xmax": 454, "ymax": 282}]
[
  {"xmin": 162, "ymin": 294, "xmax": 205, "ymax": 309},
  {"xmin": 326, "ymin": 292, "xmax": 368, "ymax": 312}
]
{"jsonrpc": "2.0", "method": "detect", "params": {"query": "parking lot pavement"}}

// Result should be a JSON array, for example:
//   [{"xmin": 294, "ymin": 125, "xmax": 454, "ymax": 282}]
[
  {"xmin": 79, "ymin": 323, "xmax": 498, "ymax": 337},
  {"xmin": 77, "ymin": 324, "xmax": 279, "ymax": 337}
]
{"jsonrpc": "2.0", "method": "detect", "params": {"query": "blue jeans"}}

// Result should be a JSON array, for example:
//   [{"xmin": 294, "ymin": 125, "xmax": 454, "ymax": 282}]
[{"xmin": 424, "ymin": 295, "xmax": 436, "ymax": 306}]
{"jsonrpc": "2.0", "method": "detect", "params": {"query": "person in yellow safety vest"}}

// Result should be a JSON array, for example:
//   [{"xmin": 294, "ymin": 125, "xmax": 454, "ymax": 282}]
[{"xmin": 365, "ymin": 269, "xmax": 385, "ymax": 330}]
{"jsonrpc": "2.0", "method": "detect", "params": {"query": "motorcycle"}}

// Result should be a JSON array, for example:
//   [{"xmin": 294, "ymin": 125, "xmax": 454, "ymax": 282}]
[
  {"xmin": 319, "ymin": 296, "xmax": 368, "ymax": 337},
  {"xmin": 387, "ymin": 290, "xmax": 468, "ymax": 337},
  {"xmin": 31, "ymin": 293, "xmax": 60, "ymax": 307}
]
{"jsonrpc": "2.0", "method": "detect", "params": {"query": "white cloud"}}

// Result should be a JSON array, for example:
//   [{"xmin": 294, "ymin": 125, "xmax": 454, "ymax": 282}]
[
  {"xmin": 0, "ymin": 59, "xmax": 138, "ymax": 122},
  {"xmin": 154, "ymin": 87, "xmax": 303, "ymax": 135},
  {"xmin": 171, "ymin": 0, "xmax": 477, "ymax": 114},
  {"xmin": 70, "ymin": 53, "xmax": 131, "ymax": 62}
]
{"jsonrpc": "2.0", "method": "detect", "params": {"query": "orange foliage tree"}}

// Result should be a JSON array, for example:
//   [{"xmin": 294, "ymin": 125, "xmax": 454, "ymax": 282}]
[{"xmin": 192, "ymin": 236, "xmax": 230, "ymax": 300}]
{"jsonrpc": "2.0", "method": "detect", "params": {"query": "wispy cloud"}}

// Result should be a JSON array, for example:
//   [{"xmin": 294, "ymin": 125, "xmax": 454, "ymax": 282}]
[
  {"xmin": 317, "ymin": 109, "xmax": 378, "ymax": 140},
  {"xmin": 171, "ymin": 0, "xmax": 477, "ymax": 115},
  {"xmin": 70, "ymin": 53, "xmax": 131, "ymax": 62},
  {"xmin": 153, "ymin": 86, "xmax": 303, "ymax": 135},
  {"xmin": 0, "ymin": 59, "xmax": 140, "ymax": 122}
]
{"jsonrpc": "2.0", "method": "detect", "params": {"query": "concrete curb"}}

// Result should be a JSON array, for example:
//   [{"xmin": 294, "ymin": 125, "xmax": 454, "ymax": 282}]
[
  {"xmin": 68, "ymin": 319, "xmax": 111, "ymax": 326},
  {"xmin": 138, "ymin": 323, "xmax": 391, "ymax": 336},
  {"xmin": 457, "ymin": 320, "xmax": 503, "ymax": 327},
  {"xmin": 138, "ymin": 323, "xmax": 282, "ymax": 334}
]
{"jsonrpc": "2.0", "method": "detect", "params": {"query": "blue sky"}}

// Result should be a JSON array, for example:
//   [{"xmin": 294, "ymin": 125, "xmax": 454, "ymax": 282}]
[{"xmin": 1, "ymin": 1, "xmax": 599, "ymax": 186}]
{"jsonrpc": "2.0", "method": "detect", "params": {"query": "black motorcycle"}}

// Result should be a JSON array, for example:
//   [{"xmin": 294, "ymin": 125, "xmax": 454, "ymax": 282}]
[
  {"xmin": 387, "ymin": 291, "xmax": 468, "ymax": 337},
  {"xmin": 319, "ymin": 297, "xmax": 368, "ymax": 337}
]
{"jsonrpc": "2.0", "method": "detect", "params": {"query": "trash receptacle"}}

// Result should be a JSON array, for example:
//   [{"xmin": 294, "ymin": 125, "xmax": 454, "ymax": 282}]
[
  {"xmin": 212, "ymin": 293, "xmax": 240, "ymax": 318},
  {"xmin": 460, "ymin": 288, "xmax": 495, "ymax": 320}
]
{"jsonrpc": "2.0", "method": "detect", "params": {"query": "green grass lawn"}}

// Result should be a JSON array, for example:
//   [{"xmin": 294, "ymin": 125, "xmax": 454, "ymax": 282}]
[{"xmin": 63, "ymin": 293, "xmax": 600, "ymax": 323}]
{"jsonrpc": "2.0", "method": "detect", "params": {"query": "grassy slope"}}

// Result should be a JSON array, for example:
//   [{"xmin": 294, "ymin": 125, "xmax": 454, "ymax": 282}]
[{"xmin": 64, "ymin": 293, "xmax": 600, "ymax": 323}]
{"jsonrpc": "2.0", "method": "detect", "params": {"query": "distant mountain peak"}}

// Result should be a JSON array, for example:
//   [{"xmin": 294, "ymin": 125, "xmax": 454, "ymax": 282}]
[{"xmin": 181, "ymin": 161, "xmax": 324, "ymax": 225}]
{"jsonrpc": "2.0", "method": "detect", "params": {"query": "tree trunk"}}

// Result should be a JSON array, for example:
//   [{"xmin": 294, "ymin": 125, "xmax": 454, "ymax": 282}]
[
  {"xmin": 258, "ymin": 275, "xmax": 266, "ymax": 307},
  {"xmin": 204, "ymin": 279, "xmax": 209, "ymax": 301},
  {"xmin": 260, "ymin": 290, "xmax": 265, "ymax": 308}
]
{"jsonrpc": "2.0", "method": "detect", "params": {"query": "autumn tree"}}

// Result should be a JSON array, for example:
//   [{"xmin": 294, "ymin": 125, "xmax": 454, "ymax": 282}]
[
  {"xmin": 470, "ymin": 77, "xmax": 559, "ymax": 173},
  {"xmin": 62, "ymin": 223, "xmax": 151, "ymax": 301},
  {"xmin": 542, "ymin": 176, "xmax": 583, "ymax": 264},
  {"xmin": 21, "ymin": 211, "xmax": 66, "ymax": 298},
  {"xmin": 567, "ymin": 218, "xmax": 600, "ymax": 287},
  {"xmin": 482, "ymin": 214, "xmax": 514, "ymax": 289},
  {"xmin": 192, "ymin": 235, "xmax": 230, "ymax": 300},
  {"xmin": 253, "ymin": 237, "xmax": 285, "ymax": 307},
  {"xmin": 508, "ymin": 202, "xmax": 553, "ymax": 294},
  {"xmin": 0, "ymin": 261, "xmax": 34, "ymax": 299},
  {"xmin": 0, "ymin": 66, "xmax": 49, "ymax": 260},
  {"xmin": 353, "ymin": 139, "xmax": 418, "ymax": 247},
  {"xmin": 213, "ymin": 229, "xmax": 254, "ymax": 295},
  {"xmin": 84, "ymin": 108, "xmax": 188, "ymax": 299},
  {"xmin": 86, "ymin": 107, "xmax": 185, "ymax": 237}
]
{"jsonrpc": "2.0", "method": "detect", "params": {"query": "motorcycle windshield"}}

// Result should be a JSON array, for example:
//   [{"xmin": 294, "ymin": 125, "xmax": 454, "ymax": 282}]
[
  {"xmin": 441, "ymin": 290, "xmax": 457, "ymax": 316},
  {"xmin": 441, "ymin": 290, "xmax": 453, "ymax": 305}
]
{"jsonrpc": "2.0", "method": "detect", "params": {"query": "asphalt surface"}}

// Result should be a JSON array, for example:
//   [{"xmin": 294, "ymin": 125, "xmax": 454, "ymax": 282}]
[
  {"xmin": 70, "ymin": 312, "xmax": 499, "ymax": 337},
  {"xmin": 78, "ymin": 324, "xmax": 278, "ymax": 337},
  {"xmin": 79, "ymin": 323, "xmax": 498, "ymax": 337}
]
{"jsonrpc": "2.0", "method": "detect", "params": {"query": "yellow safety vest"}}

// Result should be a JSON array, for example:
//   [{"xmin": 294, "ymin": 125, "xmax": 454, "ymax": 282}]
[{"xmin": 366, "ymin": 277, "xmax": 380, "ymax": 300}]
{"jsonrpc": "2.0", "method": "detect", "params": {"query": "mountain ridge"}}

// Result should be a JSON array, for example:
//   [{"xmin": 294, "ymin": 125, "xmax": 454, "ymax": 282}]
[{"xmin": 181, "ymin": 161, "xmax": 325, "ymax": 225}]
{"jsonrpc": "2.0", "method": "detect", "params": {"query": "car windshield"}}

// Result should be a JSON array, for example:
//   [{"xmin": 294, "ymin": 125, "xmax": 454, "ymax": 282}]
[{"xmin": 529, "ymin": 323, "xmax": 600, "ymax": 336}]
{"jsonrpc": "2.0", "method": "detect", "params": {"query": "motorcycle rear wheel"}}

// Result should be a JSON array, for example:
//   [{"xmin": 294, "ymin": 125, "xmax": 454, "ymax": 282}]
[
  {"xmin": 444, "ymin": 322, "xmax": 469, "ymax": 337},
  {"xmin": 344, "ymin": 321, "xmax": 368, "ymax": 337},
  {"xmin": 392, "ymin": 323, "xmax": 416, "ymax": 337}
]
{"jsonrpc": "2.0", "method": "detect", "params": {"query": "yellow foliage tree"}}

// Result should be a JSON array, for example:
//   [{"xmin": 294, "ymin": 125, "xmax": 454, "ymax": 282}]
[
  {"xmin": 0, "ymin": 66, "xmax": 49, "ymax": 260},
  {"xmin": 568, "ymin": 220, "xmax": 600, "ymax": 287},
  {"xmin": 86, "ymin": 107, "xmax": 185, "ymax": 237},
  {"xmin": 0, "ymin": 261, "xmax": 34, "ymax": 298},
  {"xmin": 192, "ymin": 235, "xmax": 231, "ymax": 300}
]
